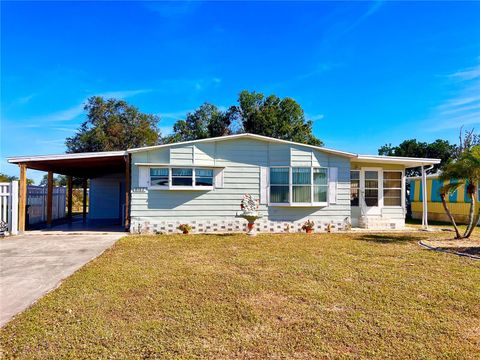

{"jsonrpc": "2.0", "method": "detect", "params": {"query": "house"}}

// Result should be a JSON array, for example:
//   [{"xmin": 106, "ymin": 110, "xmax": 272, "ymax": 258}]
[
  {"xmin": 409, "ymin": 174, "xmax": 478, "ymax": 224},
  {"xmin": 7, "ymin": 134, "xmax": 440, "ymax": 233}
]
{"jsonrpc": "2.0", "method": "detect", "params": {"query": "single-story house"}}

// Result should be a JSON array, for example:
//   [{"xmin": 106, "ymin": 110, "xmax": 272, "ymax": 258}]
[
  {"xmin": 409, "ymin": 174, "xmax": 479, "ymax": 224},
  {"xmin": 8, "ymin": 134, "xmax": 440, "ymax": 233}
]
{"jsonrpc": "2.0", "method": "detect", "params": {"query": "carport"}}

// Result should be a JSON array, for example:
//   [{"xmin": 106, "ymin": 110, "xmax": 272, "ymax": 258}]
[{"xmin": 7, "ymin": 151, "xmax": 130, "ymax": 232}]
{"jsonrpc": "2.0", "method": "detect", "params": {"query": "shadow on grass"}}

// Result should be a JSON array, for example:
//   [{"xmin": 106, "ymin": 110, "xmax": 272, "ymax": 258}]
[
  {"xmin": 434, "ymin": 246, "xmax": 480, "ymax": 256},
  {"xmin": 356, "ymin": 234, "xmax": 416, "ymax": 244},
  {"xmin": 201, "ymin": 233, "xmax": 240, "ymax": 237}
]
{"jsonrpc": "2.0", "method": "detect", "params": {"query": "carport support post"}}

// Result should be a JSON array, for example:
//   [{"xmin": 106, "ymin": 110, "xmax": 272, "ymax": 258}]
[
  {"xmin": 125, "ymin": 154, "xmax": 131, "ymax": 231},
  {"xmin": 82, "ymin": 178, "xmax": 88, "ymax": 223},
  {"xmin": 421, "ymin": 165, "xmax": 428, "ymax": 230},
  {"xmin": 18, "ymin": 164, "xmax": 27, "ymax": 233},
  {"xmin": 67, "ymin": 176, "xmax": 73, "ymax": 221},
  {"xmin": 46, "ymin": 171, "xmax": 53, "ymax": 227}
]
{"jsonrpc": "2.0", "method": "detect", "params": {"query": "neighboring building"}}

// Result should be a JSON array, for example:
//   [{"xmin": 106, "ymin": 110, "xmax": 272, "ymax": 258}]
[
  {"xmin": 8, "ymin": 134, "xmax": 440, "ymax": 233},
  {"xmin": 409, "ymin": 175, "xmax": 478, "ymax": 224}
]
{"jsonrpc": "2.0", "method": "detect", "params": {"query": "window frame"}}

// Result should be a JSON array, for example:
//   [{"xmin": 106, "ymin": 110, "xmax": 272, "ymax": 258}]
[
  {"xmin": 268, "ymin": 166, "xmax": 329, "ymax": 207},
  {"xmin": 350, "ymin": 170, "xmax": 360, "ymax": 207},
  {"xmin": 148, "ymin": 167, "xmax": 215, "ymax": 190},
  {"xmin": 269, "ymin": 166, "xmax": 290, "ymax": 205},
  {"xmin": 382, "ymin": 170, "xmax": 404, "ymax": 208}
]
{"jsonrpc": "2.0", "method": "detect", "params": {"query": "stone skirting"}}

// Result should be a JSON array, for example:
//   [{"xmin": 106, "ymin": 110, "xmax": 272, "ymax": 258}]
[
  {"xmin": 357, "ymin": 216, "xmax": 404, "ymax": 230},
  {"xmin": 130, "ymin": 218, "xmax": 351, "ymax": 234}
]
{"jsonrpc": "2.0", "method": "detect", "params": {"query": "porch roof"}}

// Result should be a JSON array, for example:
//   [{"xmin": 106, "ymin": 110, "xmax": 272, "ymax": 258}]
[
  {"xmin": 7, "ymin": 151, "xmax": 127, "ymax": 178},
  {"xmin": 354, "ymin": 155, "xmax": 441, "ymax": 168}
]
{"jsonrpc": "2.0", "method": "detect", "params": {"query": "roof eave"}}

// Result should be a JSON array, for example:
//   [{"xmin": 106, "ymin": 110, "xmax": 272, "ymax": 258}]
[
  {"xmin": 354, "ymin": 155, "xmax": 441, "ymax": 167},
  {"xmin": 7, "ymin": 150, "xmax": 127, "ymax": 164}
]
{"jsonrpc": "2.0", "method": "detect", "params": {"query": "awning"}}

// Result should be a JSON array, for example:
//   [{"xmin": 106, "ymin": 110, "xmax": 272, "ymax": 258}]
[
  {"xmin": 7, "ymin": 151, "xmax": 127, "ymax": 178},
  {"xmin": 354, "ymin": 155, "xmax": 441, "ymax": 168}
]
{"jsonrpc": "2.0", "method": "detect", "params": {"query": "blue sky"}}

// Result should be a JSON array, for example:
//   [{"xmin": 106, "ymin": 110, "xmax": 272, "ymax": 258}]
[{"xmin": 1, "ymin": 1, "xmax": 480, "ymax": 183}]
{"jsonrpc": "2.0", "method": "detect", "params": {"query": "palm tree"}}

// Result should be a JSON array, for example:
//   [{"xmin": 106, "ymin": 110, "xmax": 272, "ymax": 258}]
[{"xmin": 439, "ymin": 145, "xmax": 480, "ymax": 239}]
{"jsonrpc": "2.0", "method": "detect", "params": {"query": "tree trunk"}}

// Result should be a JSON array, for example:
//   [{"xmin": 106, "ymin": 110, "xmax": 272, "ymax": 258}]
[
  {"xmin": 465, "ymin": 210, "xmax": 480, "ymax": 239},
  {"xmin": 464, "ymin": 185, "xmax": 477, "ymax": 238},
  {"xmin": 440, "ymin": 193, "xmax": 462, "ymax": 239}
]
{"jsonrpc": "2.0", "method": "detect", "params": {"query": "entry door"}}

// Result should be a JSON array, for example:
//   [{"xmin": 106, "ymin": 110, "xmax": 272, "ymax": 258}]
[{"xmin": 361, "ymin": 168, "xmax": 382, "ymax": 215}]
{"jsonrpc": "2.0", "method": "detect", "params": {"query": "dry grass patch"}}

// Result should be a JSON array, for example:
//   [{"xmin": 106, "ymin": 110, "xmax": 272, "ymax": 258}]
[{"xmin": 1, "ymin": 232, "xmax": 479, "ymax": 359}]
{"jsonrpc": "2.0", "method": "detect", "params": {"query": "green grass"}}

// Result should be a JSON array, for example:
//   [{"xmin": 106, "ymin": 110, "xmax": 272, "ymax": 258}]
[{"xmin": 1, "ymin": 233, "xmax": 479, "ymax": 359}]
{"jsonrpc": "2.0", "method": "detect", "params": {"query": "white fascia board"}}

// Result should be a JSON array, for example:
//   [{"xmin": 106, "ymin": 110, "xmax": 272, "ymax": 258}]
[
  {"xmin": 354, "ymin": 155, "xmax": 441, "ymax": 167},
  {"xmin": 7, "ymin": 151, "xmax": 127, "ymax": 164},
  {"xmin": 134, "ymin": 163, "xmax": 225, "ymax": 168}
]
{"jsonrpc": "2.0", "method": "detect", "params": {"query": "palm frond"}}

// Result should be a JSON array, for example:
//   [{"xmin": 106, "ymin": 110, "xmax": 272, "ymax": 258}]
[{"xmin": 440, "ymin": 182, "xmax": 462, "ymax": 196}]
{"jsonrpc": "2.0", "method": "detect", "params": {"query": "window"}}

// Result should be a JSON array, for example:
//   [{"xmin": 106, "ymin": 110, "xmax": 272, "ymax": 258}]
[
  {"xmin": 270, "ymin": 168, "xmax": 289, "ymax": 203},
  {"xmin": 149, "ymin": 167, "xmax": 215, "ymax": 189},
  {"xmin": 313, "ymin": 168, "xmax": 328, "ymax": 202},
  {"xmin": 172, "ymin": 168, "xmax": 193, "ymax": 186},
  {"xmin": 383, "ymin": 171, "xmax": 402, "ymax": 206},
  {"xmin": 293, "ymin": 167, "xmax": 311, "ymax": 202},
  {"xmin": 350, "ymin": 170, "xmax": 360, "ymax": 206},
  {"xmin": 195, "ymin": 169, "xmax": 213, "ymax": 186},
  {"xmin": 150, "ymin": 168, "xmax": 169, "ymax": 186},
  {"xmin": 364, "ymin": 171, "xmax": 379, "ymax": 207},
  {"xmin": 269, "ymin": 167, "xmax": 328, "ymax": 205}
]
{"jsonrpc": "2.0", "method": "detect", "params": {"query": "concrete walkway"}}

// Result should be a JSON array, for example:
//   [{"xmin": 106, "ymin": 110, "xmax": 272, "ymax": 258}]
[{"xmin": 0, "ymin": 232, "xmax": 124, "ymax": 327}]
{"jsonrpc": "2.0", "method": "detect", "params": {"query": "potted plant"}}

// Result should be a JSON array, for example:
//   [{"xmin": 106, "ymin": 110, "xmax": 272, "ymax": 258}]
[
  {"xmin": 177, "ymin": 224, "xmax": 192, "ymax": 234},
  {"xmin": 302, "ymin": 220, "xmax": 315, "ymax": 234}
]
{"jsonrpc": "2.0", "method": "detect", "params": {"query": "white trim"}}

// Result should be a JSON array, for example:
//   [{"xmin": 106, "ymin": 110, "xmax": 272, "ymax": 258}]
[
  {"xmin": 355, "ymin": 155, "xmax": 440, "ymax": 167},
  {"xmin": 382, "ymin": 169, "xmax": 404, "ymax": 209},
  {"xmin": 135, "ymin": 163, "xmax": 224, "ymax": 168},
  {"xmin": 148, "ymin": 166, "xmax": 215, "ymax": 191},
  {"xmin": 269, "ymin": 203, "xmax": 328, "ymax": 207},
  {"xmin": 128, "ymin": 133, "xmax": 357, "ymax": 157},
  {"xmin": 328, "ymin": 167, "xmax": 337, "ymax": 204},
  {"xmin": 7, "ymin": 135, "xmax": 442, "ymax": 168},
  {"xmin": 361, "ymin": 167, "xmax": 383, "ymax": 215},
  {"xmin": 350, "ymin": 169, "xmax": 360, "ymax": 208},
  {"xmin": 268, "ymin": 166, "xmax": 329, "ymax": 207},
  {"xmin": 150, "ymin": 186, "xmax": 214, "ymax": 191},
  {"xmin": 7, "ymin": 151, "xmax": 126, "ymax": 163},
  {"xmin": 9, "ymin": 181, "xmax": 18, "ymax": 235},
  {"xmin": 402, "ymin": 169, "xmax": 406, "ymax": 215}
]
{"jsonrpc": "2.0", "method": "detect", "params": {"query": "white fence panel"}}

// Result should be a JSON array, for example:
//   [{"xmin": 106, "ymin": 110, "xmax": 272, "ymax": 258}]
[
  {"xmin": 27, "ymin": 186, "xmax": 46, "ymax": 225},
  {"xmin": 27, "ymin": 185, "xmax": 67, "ymax": 226},
  {"xmin": 0, "ymin": 181, "xmax": 18, "ymax": 235}
]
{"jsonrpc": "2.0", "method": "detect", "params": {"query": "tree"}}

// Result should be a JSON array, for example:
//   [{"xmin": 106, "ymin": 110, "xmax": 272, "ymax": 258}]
[
  {"xmin": 0, "ymin": 173, "xmax": 34, "ymax": 185},
  {"xmin": 39, "ymin": 174, "xmax": 84, "ymax": 187},
  {"xmin": 66, "ymin": 96, "xmax": 161, "ymax": 153},
  {"xmin": 232, "ymin": 91, "xmax": 323, "ymax": 146},
  {"xmin": 165, "ymin": 91, "xmax": 323, "ymax": 146},
  {"xmin": 378, "ymin": 139, "xmax": 457, "ymax": 176},
  {"xmin": 439, "ymin": 145, "xmax": 480, "ymax": 239},
  {"xmin": 164, "ymin": 103, "xmax": 230, "ymax": 143}
]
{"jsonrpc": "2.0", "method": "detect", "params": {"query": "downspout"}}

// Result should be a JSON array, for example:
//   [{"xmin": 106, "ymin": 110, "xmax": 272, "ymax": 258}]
[{"xmin": 421, "ymin": 164, "xmax": 434, "ymax": 230}]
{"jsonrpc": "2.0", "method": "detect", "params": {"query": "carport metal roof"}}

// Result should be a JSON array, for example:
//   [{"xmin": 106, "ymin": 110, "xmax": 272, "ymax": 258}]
[{"xmin": 7, "ymin": 151, "xmax": 128, "ymax": 178}]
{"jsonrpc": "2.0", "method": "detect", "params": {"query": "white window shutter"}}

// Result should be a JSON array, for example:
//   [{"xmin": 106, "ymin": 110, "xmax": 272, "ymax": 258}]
[
  {"xmin": 328, "ymin": 167, "xmax": 338, "ymax": 204},
  {"xmin": 139, "ymin": 167, "xmax": 150, "ymax": 188},
  {"xmin": 214, "ymin": 169, "xmax": 224, "ymax": 188},
  {"xmin": 260, "ymin": 167, "xmax": 269, "ymax": 204}
]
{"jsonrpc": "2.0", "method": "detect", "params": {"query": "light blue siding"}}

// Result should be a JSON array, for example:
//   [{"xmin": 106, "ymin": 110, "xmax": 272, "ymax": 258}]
[
  {"xmin": 89, "ymin": 173, "xmax": 124, "ymax": 220},
  {"xmin": 170, "ymin": 146, "xmax": 194, "ymax": 165},
  {"xmin": 130, "ymin": 138, "xmax": 351, "ymax": 224},
  {"xmin": 431, "ymin": 179, "xmax": 443, "ymax": 203},
  {"xmin": 195, "ymin": 143, "xmax": 215, "ymax": 165},
  {"xmin": 269, "ymin": 143, "xmax": 290, "ymax": 166}
]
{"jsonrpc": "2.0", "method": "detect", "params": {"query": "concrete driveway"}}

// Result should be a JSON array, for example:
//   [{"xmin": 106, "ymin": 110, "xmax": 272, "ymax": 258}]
[{"xmin": 0, "ymin": 232, "xmax": 124, "ymax": 327}]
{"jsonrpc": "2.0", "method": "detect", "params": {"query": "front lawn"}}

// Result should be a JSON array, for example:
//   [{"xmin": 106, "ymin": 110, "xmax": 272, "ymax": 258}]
[{"xmin": 1, "ymin": 232, "xmax": 479, "ymax": 358}]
